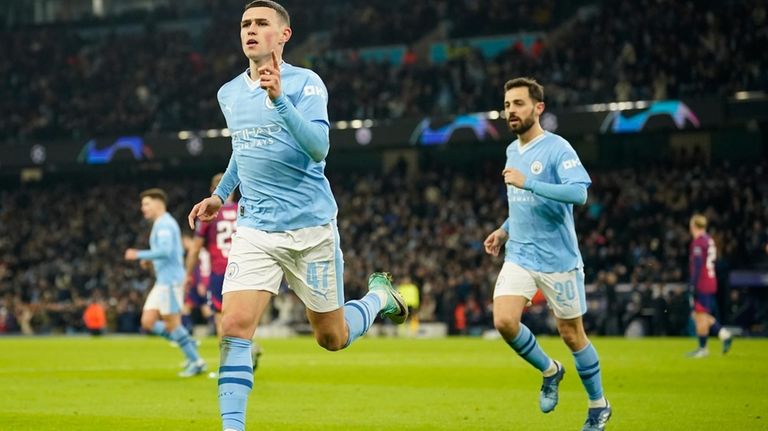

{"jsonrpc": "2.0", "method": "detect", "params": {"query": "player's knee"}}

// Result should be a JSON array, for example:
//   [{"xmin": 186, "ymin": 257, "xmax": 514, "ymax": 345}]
[
  {"xmin": 315, "ymin": 331, "xmax": 345, "ymax": 352},
  {"xmin": 560, "ymin": 333, "xmax": 581, "ymax": 350},
  {"xmin": 220, "ymin": 312, "xmax": 251, "ymax": 338},
  {"xmin": 140, "ymin": 315, "xmax": 156, "ymax": 331},
  {"xmin": 494, "ymin": 315, "xmax": 520, "ymax": 338},
  {"xmin": 557, "ymin": 323, "xmax": 586, "ymax": 350}
]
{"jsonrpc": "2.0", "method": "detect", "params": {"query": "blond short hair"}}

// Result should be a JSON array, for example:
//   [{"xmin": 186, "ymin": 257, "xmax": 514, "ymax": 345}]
[{"xmin": 690, "ymin": 214, "xmax": 707, "ymax": 229}]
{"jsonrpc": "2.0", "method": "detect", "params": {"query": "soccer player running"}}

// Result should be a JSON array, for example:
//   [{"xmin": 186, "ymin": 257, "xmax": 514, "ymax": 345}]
[
  {"xmin": 185, "ymin": 173, "xmax": 262, "ymax": 369},
  {"xmin": 187, "ymin": 2, "xmax": 407, "ymax": 430},
  {"xmin": 483, "ymin": 78, "xmax": 611, "ymax": 430},
  {"xmin": 124, "ymin": 188, "xmax": 206, "ymax": 377},
  {"xmin": 687, "ymin": 214, "xmax": 733, "ymax": 358}
]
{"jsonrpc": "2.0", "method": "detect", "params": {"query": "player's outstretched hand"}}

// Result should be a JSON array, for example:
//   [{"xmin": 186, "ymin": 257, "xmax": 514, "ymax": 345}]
[
  {"xmin": 502, "ymin": 167, "xmax": 526, "ymax": 188},
  {"xmin": 484, "ymin": 228, "xmax": 509, "ymax": 257},
  {"xmin": 124, "ymin": 248, "xmax": 139, "ymax": 260},
  {"xmin": 188, "ymin": 196, "xmax": 223, "ymax": 229},
  {"xmin": 258, "ymin": 51, "xmax": 281, "ymax": 100}
]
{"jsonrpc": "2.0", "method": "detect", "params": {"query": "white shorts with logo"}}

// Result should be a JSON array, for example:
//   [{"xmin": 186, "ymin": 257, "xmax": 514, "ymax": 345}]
[
  {"xmin": 494, "ymin": 261, "xmax": 587, "ymax": 319},
  {"xmin": 222, "ymin": 223, "xmax": 344, "ymax": 313},
  {"xmin": 143, "ymin": 283, "xmax": 184, "ymax": 315}
]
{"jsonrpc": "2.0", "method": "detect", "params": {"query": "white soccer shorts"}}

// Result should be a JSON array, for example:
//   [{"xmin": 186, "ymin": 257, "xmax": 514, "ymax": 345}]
[
  {"xmin": 222, "ymin": 223, "xmax": 345, "ymax": 313},
  {"xmin": 494, "ymin": 261, "xmax": 587, "ymax": 319},
  {"xmin": 143, "ymin": 282, "xmax": 184, "ymax": 315}
]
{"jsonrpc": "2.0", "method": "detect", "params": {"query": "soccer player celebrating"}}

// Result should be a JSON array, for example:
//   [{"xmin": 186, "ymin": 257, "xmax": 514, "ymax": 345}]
[
  {"xmin": 187, "ymin": 2, "xmax": 407, "ymax": 430},
  {"xmin": 687, "ymin": 214, "xmax": 733, "ymax": 358},
  {"xmin": 483, "ymin": 78, "xmax": 611, "ymax": 430},
  {"xmin": 185, "ymin": 173, "xmax": 262, "ymax": 369},
  {"xmin": 125, "ymin": 188, "xmax": 206, "ymax": 377}
]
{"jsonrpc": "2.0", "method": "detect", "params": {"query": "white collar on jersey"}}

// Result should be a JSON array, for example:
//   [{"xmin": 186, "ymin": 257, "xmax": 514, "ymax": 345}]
[
  {"xmin": 243, "ymin": 62, "xmax": 287, "ymax": 91},
  {"xmin": 517, "ymin": 132, "xmax": 547, "ymax": 154}
]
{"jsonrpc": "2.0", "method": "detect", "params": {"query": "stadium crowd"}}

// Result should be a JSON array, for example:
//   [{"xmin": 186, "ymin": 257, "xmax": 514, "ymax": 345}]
[
  {"xmin": 316, "ymin": 0, "xmax": 767, "ymax": 120},
  {"xmin": 1, "ymin": 160, "xmax": 767, "ymax": 336},
  {"xmin": 2, "ymin": 0, "xmax": 765, "ymax": 142}
]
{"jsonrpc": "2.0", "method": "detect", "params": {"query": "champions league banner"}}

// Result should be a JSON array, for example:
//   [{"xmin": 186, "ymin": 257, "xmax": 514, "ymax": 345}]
[{"xmin": 0, "ymin": 98, "xmax": 743, "ymax": 172}]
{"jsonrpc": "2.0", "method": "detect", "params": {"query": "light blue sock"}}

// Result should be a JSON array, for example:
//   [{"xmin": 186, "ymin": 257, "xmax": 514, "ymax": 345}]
[
  {"xmin": 506, "ymin": 323, "xmax": 553, "ymax": 372},
  {"xmin": 219, "ymin": 337, "xmax": 253, "ymax": 431},
  {"xmin": 169, "ymin": 326, "xmax": 200, "ymax": 362},
  {"xmin": 343, "ymin": 292, "xmax": 382, "ymax": 347},
  {"xmin": 573, "ymin": 342, "xmax": 604, "ymax": 401},
  {"xmin": 151, "ymin": 321, "xmax": 171, "ymax": 340}
]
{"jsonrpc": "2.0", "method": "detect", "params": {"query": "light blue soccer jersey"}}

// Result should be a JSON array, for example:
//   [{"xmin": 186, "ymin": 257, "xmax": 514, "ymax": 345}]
[
  {"xmin": 504, "ymin": 132, "xmax": 591, "ymax": 272},
  {"xmin": 136, "ymin": 212, "xmax": 185, "ymax": 285},
  {"xmin": 213, "ymin": 63, "xmax": 337, "ymax": 232}
]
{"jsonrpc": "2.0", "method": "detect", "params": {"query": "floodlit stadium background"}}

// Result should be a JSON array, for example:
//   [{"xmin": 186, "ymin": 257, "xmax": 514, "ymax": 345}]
[{"xmin": 0, "ymin": 1, "xmax": 767, "ymax": 429}]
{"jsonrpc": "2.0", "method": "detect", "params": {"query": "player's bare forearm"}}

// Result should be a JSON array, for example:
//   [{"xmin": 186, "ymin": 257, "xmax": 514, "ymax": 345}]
[
  {"xmin": 184, "ymin": 251, "xmax": 199, "ymax": 275},
  {"xmin": 184, "ymin": 238, "xmax": 204, "ymax": 274}
]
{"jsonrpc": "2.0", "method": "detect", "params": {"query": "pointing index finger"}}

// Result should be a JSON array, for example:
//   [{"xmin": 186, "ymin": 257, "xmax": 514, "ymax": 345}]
[
  {"xmin": 188, "ymin": 203, "xmax": 199, "ymax": 229},
  {"xmin": 271, "ymin": 50, "xmax": 279, "ymax": 69}
]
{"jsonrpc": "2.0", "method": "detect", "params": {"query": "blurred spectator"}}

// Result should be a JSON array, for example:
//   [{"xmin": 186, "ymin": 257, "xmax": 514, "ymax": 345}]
[{"xmin": 83, "ymin": 292, "xmax": 107, "ymax": 335}]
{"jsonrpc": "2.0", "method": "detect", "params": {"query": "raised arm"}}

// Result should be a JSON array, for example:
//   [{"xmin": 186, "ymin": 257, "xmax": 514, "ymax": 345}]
[{"xmin": 259, "ymin": 51, "xmax": 330, "ymax": 162}]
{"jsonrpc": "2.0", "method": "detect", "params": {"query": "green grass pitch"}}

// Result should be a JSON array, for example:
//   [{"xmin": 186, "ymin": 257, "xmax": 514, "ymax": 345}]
[{"xmin": 0, "ymin": 336, "xmax": 766, "ymax": 430}]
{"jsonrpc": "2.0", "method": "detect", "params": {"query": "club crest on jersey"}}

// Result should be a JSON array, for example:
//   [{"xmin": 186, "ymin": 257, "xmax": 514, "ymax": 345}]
[
  {"xmin": 265, "ymin": 95, "xmax": 275, "ymax": 110},
  {"xmin": 530, "ymin": 161, "xmax": 543, "ymax": 175},
  {"xmin": 226, "ymin": 262, "xmax": 240, "ymax": 279}
]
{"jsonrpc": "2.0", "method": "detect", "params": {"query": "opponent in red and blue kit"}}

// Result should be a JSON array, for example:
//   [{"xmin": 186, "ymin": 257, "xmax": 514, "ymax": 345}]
[
  {"xmin": 185, "ymin": 174, "xmax": 262, "ymax": 370},
  {"xmin": 688, "ymin": 214, "xmax": 733, "ymax": 358}
]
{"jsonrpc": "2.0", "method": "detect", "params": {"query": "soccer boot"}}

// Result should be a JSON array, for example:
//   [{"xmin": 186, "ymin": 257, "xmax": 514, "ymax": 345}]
[
  {"xmin": 368, "ymin": 272, "xmax": 408, "ymax": 324},
  {"xmin": 722, "ymin": 336, "xmax": 733, "ymax": 355},
  {"xmin": 582, "ymin": 401, "xmax": 612, "ymax": 431},
  {"xmin": 178, "ymin": 359, "xmax": 207, "ymax": 377},
  {"xmin": 539, "ymin": 360, "xmax": 565, "ymax": 413},
  {"xmin": 686, "ymin": 348, "xmax": 709, "ymax": 358}
]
